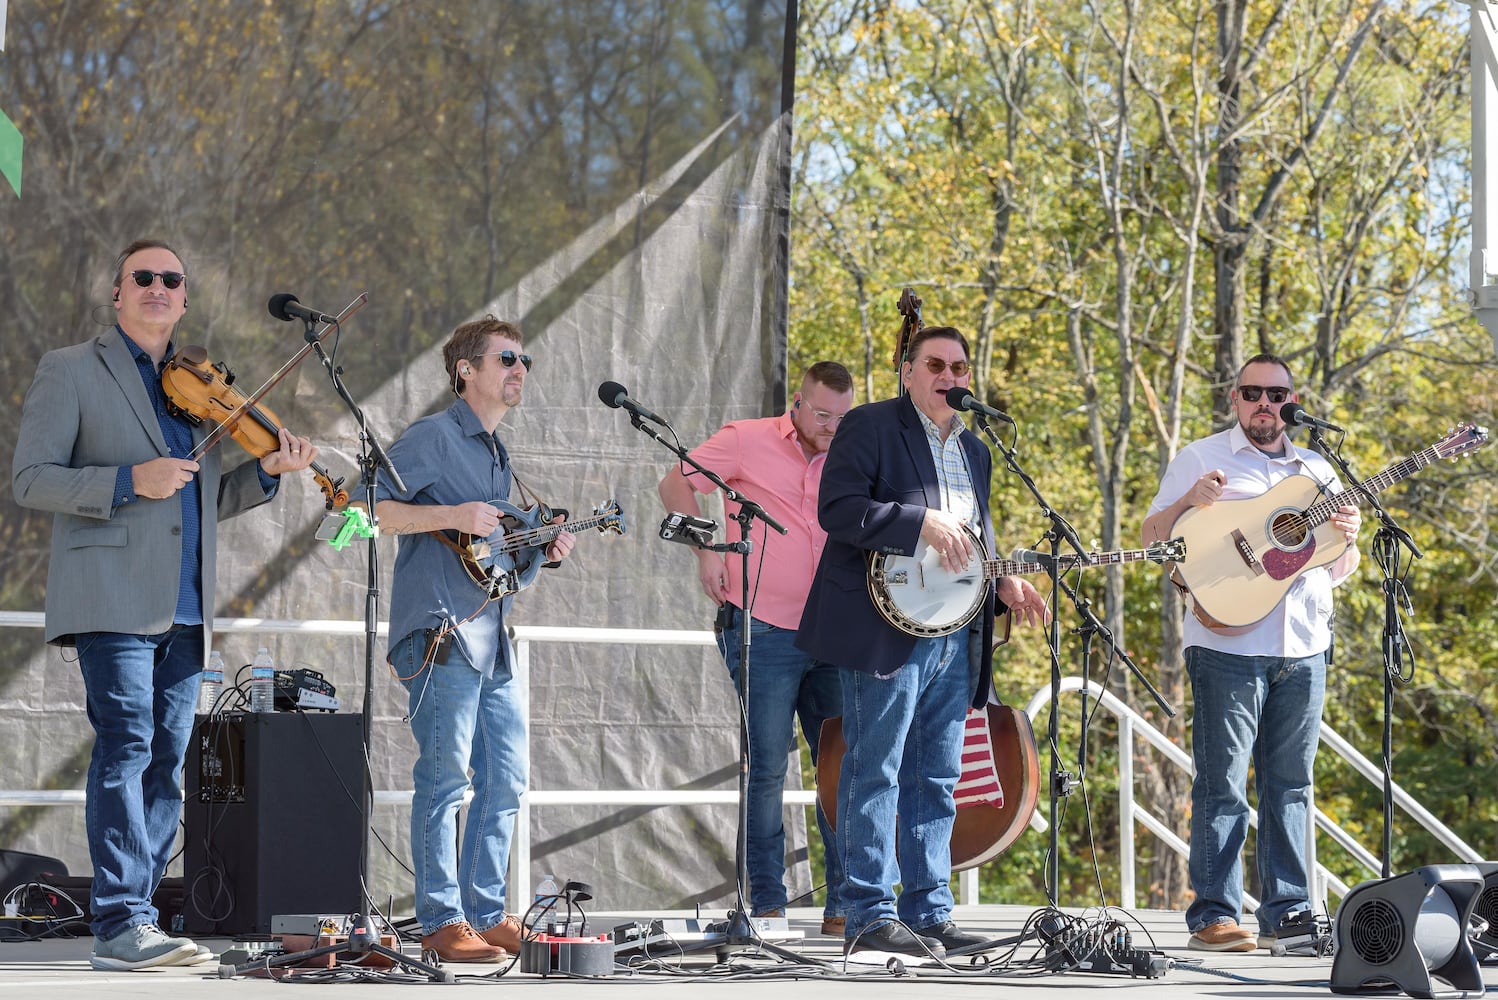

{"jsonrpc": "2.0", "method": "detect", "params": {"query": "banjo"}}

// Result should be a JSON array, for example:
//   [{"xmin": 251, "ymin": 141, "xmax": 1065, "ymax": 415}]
[{"xmin": 867, "ymin": 529, "xmax": 1184, "ymax": 636}]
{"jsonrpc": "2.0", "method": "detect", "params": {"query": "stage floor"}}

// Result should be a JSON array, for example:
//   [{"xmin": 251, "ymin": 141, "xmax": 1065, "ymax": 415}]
[{"xmin": 2, "ymin": 904, "xmax": 1493, "ymax": 998}]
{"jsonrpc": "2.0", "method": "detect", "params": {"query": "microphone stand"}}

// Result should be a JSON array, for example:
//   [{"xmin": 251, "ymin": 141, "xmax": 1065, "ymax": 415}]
[
  {"xmin": 971, "ymin": 414, "xmax": 1173, "ymax": 907},
  {"xmin": 619, "ymin": 409, "xmax": 823, "ymax": 966},
  {"xmin": 1303, "ymin": 425, "xmax": 1419, "ymax": 879},
  {"xmin": 230, "ymin": 316, "xmax": 446, "ymax": 981}
]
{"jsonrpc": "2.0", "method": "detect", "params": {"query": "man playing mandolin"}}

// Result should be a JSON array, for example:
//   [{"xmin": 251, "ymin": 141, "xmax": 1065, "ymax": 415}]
[
  {"xmin": 657, "ymin": 360, "xmax": 854, "ymax": 935},
  {"xmin": 374, "ymin": 315, "xmax": 574, "ymax": 964},
  {"xmin": 795, "ymin": 326, "xmax": 1048, "ymax": 964},
  {"xmin": 1142, "ymin": 353, "xmax": 1360, "ymax": 953},
  {"xmin": 13, "ymin": 238, "xmax": 319, "ymax": 971}
]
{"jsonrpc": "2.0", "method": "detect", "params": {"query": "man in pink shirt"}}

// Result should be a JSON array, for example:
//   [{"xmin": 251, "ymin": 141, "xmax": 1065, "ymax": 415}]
[{"xmin": 658, "ymin": 362, "xmax": 854, "ymax": 934}]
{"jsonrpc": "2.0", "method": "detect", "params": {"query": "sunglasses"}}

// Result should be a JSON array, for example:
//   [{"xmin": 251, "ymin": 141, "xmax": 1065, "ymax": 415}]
[
  {"xmin": 128, "ymin": 269, "xmax": 186, "ymax": 290},
  {"xmin": 473, "ymin": 349, "xmax": 533, "ymax": 371},
  {"xmin": 1237, "ymin": 385, "xmax": 1292, "ymax": 404},
  {"xmin": 918, "ymin": 357, "xmax": 971, "ymax": 378}
]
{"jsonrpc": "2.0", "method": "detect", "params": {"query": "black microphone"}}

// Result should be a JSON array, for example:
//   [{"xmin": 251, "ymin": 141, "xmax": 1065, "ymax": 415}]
[
  {"xmin": 268, "ymin": 292, "xmax": 338, "ymax": 325},
  {"xmin": 1280, "ymin": 401, "xmax": 1344, "ymax": 434},
  {"xmin": 597, "ymin": 380, "xmax": 667, "ymax": 425},
  {"xmin": 945, "ymin": 386, "xmax": 1014, "ymax": 424}
]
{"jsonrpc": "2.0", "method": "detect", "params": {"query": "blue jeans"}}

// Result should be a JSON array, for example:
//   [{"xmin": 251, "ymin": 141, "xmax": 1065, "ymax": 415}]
[
  {"xmin": 394, "ymin": 630, "xmax": 527, "ymax": 936},
  {"xmin": 76, "ymin": 626, "xmax": 204, "ymax": 940},
  {"xmin": 717, "ymin": 609, "xmax": 845, "ymax": 918},
  {"xmin": 837, "ymin": 634, "xmax": 968, "ymax": 936},
  {"xmin": 1185, "ymin": 646, "xmax": 1325, "ymax": 934}
]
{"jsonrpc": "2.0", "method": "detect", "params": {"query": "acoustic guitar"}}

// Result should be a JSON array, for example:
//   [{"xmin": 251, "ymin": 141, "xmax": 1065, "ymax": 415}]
[{"xmin": 1171, "ymin": 422, "xmax": 1488, "ymax": 628}]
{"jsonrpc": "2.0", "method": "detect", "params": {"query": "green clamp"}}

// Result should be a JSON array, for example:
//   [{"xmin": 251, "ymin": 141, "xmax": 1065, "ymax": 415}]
[{"xmin": 325, "ymin": 506, "xmax": 376, "ymax": 550}]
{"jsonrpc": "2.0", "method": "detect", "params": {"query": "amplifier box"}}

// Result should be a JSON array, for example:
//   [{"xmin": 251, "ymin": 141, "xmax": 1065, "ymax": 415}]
[{"xmin": 183, "ymin": 713, "xmax": 367, "ymax": 935}]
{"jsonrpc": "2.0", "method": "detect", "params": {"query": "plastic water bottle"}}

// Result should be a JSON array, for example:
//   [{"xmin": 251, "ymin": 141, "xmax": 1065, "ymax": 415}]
[
  {"xmin": 533, "ymin": 873, "xmax": 560, "ymax": 934},
  {"xmin": 250, "ymin": 647, "xmax": 276, "ymax": 713},
  {"xmin": 198, "ymin": 650, "xmax": 225, "ymax": 715}
]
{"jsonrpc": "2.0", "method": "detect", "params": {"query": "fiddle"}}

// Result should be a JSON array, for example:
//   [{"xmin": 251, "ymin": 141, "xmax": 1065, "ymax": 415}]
[{"xmin": 160, "ymin": 344, "xmax": 348, "ymax": 509}]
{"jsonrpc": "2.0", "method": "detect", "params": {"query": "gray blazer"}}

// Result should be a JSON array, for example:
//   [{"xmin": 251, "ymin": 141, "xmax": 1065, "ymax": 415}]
[{"xmin": 12, "ymin": 329, "xmax": 274, "ymax": 646}]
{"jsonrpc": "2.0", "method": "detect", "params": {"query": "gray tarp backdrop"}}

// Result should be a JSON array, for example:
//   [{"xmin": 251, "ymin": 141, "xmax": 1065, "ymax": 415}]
[{"xmin": 0, "ymin": 0, "xmax": 806, "ymax": 913}]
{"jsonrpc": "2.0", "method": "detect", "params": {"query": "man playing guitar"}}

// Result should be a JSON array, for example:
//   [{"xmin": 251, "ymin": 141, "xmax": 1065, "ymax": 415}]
[{"xmin": 1142, "ymin": 353, "xmax": 1360, "ymax": 953}]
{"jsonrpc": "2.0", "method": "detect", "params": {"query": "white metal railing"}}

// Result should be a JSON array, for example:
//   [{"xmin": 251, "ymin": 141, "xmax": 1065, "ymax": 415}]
[
  {"xmin": 1023, "ymin": 676, "xmax": 1485, "ymax": 911},
  {"xmin": 1, "ymin": 611, "xmax": 1482, "ymax": 908},
  {"xmin": 0, "ymin": 614, "xmax": 818, "ymax": 905}
]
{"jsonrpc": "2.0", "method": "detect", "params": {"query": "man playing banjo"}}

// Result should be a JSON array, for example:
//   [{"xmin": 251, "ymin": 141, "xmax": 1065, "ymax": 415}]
[{"xmin": 795, "ymin": 325, "xmax": 1048, "ymax": 963}]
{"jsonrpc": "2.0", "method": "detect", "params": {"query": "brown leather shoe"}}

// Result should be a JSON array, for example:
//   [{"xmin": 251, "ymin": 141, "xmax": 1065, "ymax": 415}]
[
  {"xmin": 478, "ymin": 913, "xmax": 533, "ymax": 953},
  {"xmin": 753, "ymin": 908, "xmax": 785, "ymax": 918},
  {"xmin": 1188, "ymin": 919, "xmax": 1256, "ymax": 952},
  {"xmin": 821, "ymin": 916, "xmax": 847, "ymax": 936},
  {"xmin": 422, "ymin": 922, "xmax": 508, "ymax": 963}
]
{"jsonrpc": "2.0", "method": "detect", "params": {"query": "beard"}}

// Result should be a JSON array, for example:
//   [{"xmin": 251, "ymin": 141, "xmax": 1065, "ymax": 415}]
[{"xmin": 1243, "ymin": 413, "xmax": 1280, "ymax": 446}]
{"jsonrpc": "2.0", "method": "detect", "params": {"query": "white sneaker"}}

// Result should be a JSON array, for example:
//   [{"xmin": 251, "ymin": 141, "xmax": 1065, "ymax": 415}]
[
  {"xmin": 90, "ymin": 924, "xmax": 198, "ymax": 971},
  {"xmin": 176, "ymin": 944, "xmax": 217, "ymax": 966}
]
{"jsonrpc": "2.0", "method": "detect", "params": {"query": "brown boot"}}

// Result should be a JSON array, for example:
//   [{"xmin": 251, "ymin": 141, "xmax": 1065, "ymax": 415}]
[
  {"xmin": 422, "ymin": 922, "xmax": 508, "ymax": 963},
  {"xmin": 821, "ymin": 916, "xmax": 847, "ymax": 936},
  {"xmin": 1188, "ymin": 919, "xmax": 1256, "ymax": 953},
  {"xmin": 478, "ymin": 913, "xmax": 533, "ymax": 953}
]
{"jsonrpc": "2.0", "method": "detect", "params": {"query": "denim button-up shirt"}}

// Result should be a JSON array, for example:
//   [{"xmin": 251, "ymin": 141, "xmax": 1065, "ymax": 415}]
[{"xmin": 379, "ymin": 399, "xmax": 514, "ymax": 678}]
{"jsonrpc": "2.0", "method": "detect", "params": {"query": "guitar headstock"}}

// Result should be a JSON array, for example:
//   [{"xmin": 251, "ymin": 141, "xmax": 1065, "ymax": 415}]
[
  {"xmin": 593, "ymin": 498, "xmax": 628, "ymax": 536},
  {"xmin": 1146, "ymin": 537, "xmax": 1186, "ymax": 564},
  {"xmin": 1434, "ymin": 422, "xmax": 1490, "ymax": 461}
]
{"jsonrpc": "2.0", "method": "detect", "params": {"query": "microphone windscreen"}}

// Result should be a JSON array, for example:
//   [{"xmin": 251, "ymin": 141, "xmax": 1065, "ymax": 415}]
[
  {"xmin": 267, "ymin": 292, "xmax": 299, "ymax": 322},
  {"xmin": 945, "ymin": 386, "xmax": 974, "ymax": 410},
  {"xmin": 597, "ymin": 381, "xmax": 628, "ymax": 408},
  {"xmin": 1279, "ymin": 401, "xmax": 1305, "ymax": 425}
]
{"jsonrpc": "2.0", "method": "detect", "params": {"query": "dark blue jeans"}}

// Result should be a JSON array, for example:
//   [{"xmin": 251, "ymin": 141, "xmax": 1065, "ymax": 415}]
[
  {"xmin": 837, "ymin": 633, "xmax": 968, "ymax": 936},
  {"xmin": 76, "ymin": 626, "xmax": 204, "ymax": 940},
  {"xmin": 717, "ymin": 608, "xmax": 845, "ymax": 918},
  {"xmin": 1185, "ymin": 646, "xmax": 1325, "ymax": 935}
]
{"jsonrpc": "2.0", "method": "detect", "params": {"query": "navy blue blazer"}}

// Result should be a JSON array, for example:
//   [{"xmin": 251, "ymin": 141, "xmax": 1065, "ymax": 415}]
[{"xmin": 795, "ymin": 393, "xmax": 998, "ymax": 710}]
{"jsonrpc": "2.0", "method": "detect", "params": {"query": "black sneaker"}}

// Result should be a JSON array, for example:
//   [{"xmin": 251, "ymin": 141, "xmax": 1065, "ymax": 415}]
[
  {"xmin": 845, "ymin": 922, "xmax": 946, "ymax": 964},
  {"xmin": 913, "ymin": 920, "xmax": 991, "ymax": 953}
]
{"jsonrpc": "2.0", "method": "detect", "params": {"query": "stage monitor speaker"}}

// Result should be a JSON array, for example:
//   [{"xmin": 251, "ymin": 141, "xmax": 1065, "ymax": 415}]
[
  {"xmin": 1331, "ymin": 863, "xmax": 1484, "ymax": 998},
  {"xmin": 1474, "ymin": 861, "xmax": 1497, "ymax": 961},
  {"xmin": 183, "ymin": 713, "xmax": 367, "ymax": 936}
]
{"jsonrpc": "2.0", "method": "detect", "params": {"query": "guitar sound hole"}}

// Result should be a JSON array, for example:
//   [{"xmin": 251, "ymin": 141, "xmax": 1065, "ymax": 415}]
[{"xmin": 1269, "ymin": 512, "xmax": 1308, "ymax": 548}]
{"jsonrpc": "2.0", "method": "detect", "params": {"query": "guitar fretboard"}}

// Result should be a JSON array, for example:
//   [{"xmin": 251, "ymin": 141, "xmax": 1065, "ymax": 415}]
[{"xmin": 1299, "ymin": 428, "xmax": 1484, "ymax": 528}]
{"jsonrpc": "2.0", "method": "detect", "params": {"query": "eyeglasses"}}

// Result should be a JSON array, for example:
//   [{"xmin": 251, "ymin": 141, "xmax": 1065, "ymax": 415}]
[
  {"xmin": 128, "ymin": 269, "xmax": 186, "ymax": 290},
  {"xmin": 919, "ymin": 357, "xmax": 971, "ymax": 378},
  {"xmin": 472, "ymin": 350, "xmax": 533, "ymax": 371},
  {"xmin": 1237, "ymin": 385, "xmax": 1292, "ymax": 404},
  {"xmin": 810, "ymin": 409, "xmax": 846, "ymax": 427}
]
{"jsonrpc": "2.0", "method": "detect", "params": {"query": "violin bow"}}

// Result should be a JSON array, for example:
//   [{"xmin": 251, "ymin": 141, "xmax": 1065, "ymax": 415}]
[{"xmin": 189, "ymin": 291, "xmax": 369, "ymax": 460}]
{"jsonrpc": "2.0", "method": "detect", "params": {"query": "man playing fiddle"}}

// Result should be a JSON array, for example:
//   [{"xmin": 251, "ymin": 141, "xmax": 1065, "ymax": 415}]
[{"xmin": 13, "ymin": 238, "xmax": 318, "ymax": 970}]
